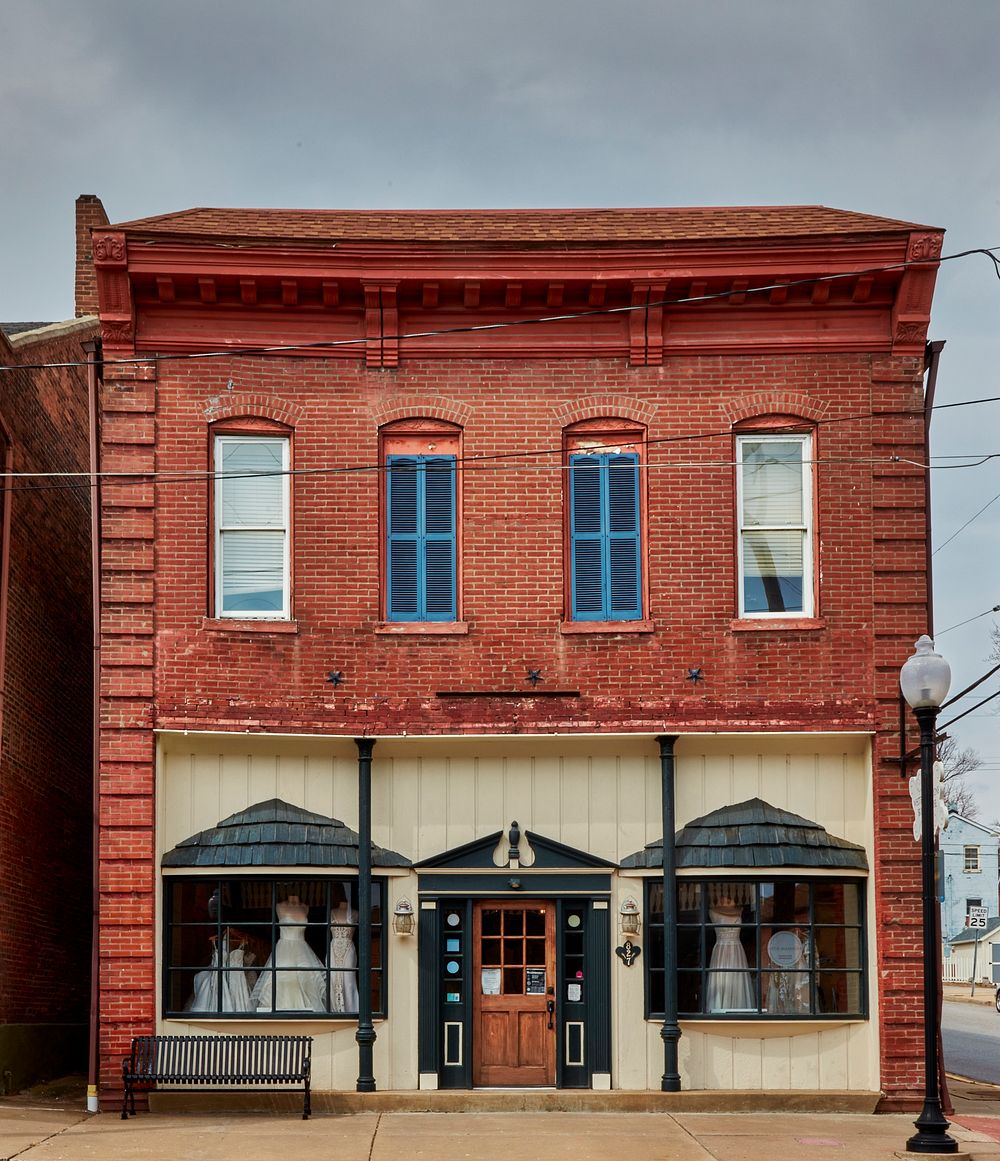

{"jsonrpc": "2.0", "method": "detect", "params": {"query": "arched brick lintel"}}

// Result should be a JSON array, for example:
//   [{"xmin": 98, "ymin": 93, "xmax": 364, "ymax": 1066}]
[
  {"xmin": 372, "ymin": 399, "xmax": 471, "ymax": 429},
  {"xmin": 203, "ymin": 393, "xmax": 302, "ymax": 427},
  {"xmin": 553, "ymin": 394, "xmax": 657, "ymax": 428},
  {"xmin": 723, "ymin": 392, "xmax": 828, "ymax": 427}
]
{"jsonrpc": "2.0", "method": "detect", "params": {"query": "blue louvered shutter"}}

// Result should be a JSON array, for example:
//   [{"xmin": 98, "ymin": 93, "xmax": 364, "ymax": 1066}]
[
  {"xmin": 570, "ymin": 452, "xmax": 641, "ymax": 621},
  {"xmin": 570, "ymin": 455, "xmax": 605, "ymax": 619},
  {"xmin": 387, "ymin": 455, "xmax": 456, "ymax": 621},
  {"xmin": 606, "ymin": 454, "xmax": 641, "ymax": 619},
  {"xmin": 422, "ymin": 457, "xmax": 457, "ymax": 619}
]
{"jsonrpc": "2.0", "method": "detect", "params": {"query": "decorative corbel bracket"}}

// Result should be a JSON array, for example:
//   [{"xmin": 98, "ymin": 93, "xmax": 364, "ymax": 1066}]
[
  {"xmin": 363, "ymin": 282, "xmax": 399, "ymax": 368},
  {"xmin": 891, "ymin": 232, "xmax": 944, "ymax": 356},
  {"xmin": 92, "ymin": 231, "xmax": 135, "ymax": 358},
  {"xmin": 629, "ymin": 281, "xmax": 667, "ymax": 366}
]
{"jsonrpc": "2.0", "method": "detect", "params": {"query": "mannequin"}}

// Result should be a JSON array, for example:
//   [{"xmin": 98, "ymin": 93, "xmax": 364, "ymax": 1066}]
[
  {"xmin": 329, "ymin": 901, "xmax": 359, "ymax": 1014},
  {"xmin": 705, "ymin": 896, "xmax": 755, "ymax": 1012},
  {"xmin": 251, "ymin": 895, "xmax": 328, "ymax": 1012}
]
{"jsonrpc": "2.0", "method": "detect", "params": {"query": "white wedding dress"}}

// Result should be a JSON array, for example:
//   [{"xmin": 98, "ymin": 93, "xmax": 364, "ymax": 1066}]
[
  {"xmin": 330, "ymin": 905, "xmax": 359, "ymax": 1014},
  {"xmin": 186, "ymin": 934, "xmax": 256, "ymax": 1013},
  {"xmin": 705, "ymin": 907, "xmax": 755, "ymax": 1012},
  {"xmin": 251, "ymin": 900, "xmax": 328, "ymax": 1012}
]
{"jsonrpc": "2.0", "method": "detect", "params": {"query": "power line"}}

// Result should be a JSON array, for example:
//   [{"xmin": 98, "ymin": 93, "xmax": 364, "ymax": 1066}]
[
  {"xmin": 2, "ymin": 244, "xmax": 998, "ymax": 375},
  {"xmin": 937, "ymin": 604, "xmax": 1000, "ymax": 637},
  {"xmin": 933, "ymin": 489, "xmax": 1000, "ymax": 556}
]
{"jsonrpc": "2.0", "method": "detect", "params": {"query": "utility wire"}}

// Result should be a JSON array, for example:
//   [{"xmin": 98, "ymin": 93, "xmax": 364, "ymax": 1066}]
[
  {"xmin": 941, "ymin": 661, "xmax": 1000, "ymax": 709},
  {"xmin": 0, "ymin": 392, "xmax": 998, "ymax": 494},
  {"xmin": 939, "ymin": 686, "xmax": 1000, "ymax": 732},
  {"xmin": 2, "ymin": 245, "xmax": 998, "ymax": 374},
  {"xmin": 937, "ymin": 604, "xmax": 1000, "ymax": 637},
  {"xmin": 933, "ymin": 489, "xmax": 1000, "ymax": 556}
]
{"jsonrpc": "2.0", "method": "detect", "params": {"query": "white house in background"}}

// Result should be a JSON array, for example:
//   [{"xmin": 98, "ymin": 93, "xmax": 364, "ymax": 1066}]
[
  {"xmin": 939, "ymin": 812, "xmax": 1000, "ymax": 949},
  {"xmin": 945, "ymin": 917, "xmax": 1000, "ymax": 986}
]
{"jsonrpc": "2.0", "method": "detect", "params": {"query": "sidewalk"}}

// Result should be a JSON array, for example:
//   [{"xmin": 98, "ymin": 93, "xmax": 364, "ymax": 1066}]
[{"xmin": 2, "ymin": 1104, "xmax": 1000, "ymax": 1161}]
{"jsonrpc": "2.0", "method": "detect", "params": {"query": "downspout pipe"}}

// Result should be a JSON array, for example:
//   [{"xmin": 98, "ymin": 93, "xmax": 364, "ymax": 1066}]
[
  {"xmin": 923, "ymin": 340, "xmax": 945, "ymax": 636},
  {"xmin": 84, "ymin": 339, "xmax": 101, "ymax": 1114},
  {"xmin": 923, "ymin": 339, "xmax": 949, "ymax": 1118},
  {"xmin": 657, "ymin": 734, "xmax": 681, "ymax": 1091}
]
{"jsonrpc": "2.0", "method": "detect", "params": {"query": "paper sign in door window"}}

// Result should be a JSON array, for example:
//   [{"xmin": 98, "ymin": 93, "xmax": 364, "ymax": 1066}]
[
  {"xmin": 525, "ymin": 969, "xmax": 547, "ymax": 995},
  {"xmin": 481, "ymin": 968, "xmax": 501, "ymax": 995}
]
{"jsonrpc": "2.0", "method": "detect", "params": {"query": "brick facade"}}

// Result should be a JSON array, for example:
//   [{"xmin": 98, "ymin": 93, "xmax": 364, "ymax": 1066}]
[{"xmin": 92, "ymin": 204, "xmax": 942, "ymax": 1107}]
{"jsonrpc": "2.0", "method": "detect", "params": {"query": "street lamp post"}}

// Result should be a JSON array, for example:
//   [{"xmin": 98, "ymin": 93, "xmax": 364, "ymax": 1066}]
[{"xmin": 899, "ymin": 635, "xmax": 958, "ymax": 1155}]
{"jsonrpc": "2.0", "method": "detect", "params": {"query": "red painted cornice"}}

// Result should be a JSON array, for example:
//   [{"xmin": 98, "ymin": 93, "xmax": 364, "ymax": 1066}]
[{"xmin": 95, "ymin": 223, "xmax": 943, "ymax": 366}]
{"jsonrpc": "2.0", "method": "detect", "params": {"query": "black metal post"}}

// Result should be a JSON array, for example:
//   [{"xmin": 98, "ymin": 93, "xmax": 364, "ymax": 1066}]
[
  {"xmin": 906, "ymin": 705, "xmax": 957, "ymax": 1154},
  {"xmin": 656, "ymin": 734, "xmax": 681, "ymax": 1092},
  {"xmin": 354, "ymin": 737, "xmax": 377, "ymax": 1092}
]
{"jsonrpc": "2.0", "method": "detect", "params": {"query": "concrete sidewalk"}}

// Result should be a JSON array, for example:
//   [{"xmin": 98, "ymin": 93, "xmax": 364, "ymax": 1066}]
[{"xmin": 2, "ymin": 1106, "xmax": 1000, "ymax": 1161}]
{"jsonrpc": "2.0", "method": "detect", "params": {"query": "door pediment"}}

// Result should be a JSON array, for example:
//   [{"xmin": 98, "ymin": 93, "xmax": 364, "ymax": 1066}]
[{"xmin": 417, "ymin": 827, "xmax": 616, "ymax": 871}]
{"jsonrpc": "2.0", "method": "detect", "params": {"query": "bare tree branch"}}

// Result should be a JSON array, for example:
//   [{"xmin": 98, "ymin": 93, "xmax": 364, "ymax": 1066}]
[{"xmin": 938, "ymin": 735, "xmax": 983, "ymax": 818}]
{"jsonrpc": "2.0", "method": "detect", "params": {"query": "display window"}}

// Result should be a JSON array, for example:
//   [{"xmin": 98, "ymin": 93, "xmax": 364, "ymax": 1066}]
[
  {"xmin": 163, "ymin": 877, "xmax": 384, "ymax": 1018},
  {"xmin": 646, "ymin": 878, "xmax": 865, "ymax": 1019}
]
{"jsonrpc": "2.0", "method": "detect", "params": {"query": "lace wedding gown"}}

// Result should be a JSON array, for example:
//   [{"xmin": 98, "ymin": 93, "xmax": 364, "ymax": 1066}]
[{"xmin": 330, "ymin": 906, "xmax": 359, "ymax": 1014}]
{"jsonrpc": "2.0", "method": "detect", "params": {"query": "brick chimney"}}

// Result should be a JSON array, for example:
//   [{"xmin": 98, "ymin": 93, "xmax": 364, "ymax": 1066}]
[{"xmin": 75, "ymin": 195, "xmax": 109, "ymax": 317}]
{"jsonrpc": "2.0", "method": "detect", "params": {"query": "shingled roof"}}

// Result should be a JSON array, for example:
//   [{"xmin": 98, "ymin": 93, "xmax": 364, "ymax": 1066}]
[
  {"xmin": 161, "ymin": 798, "xmax": 411, "ymax": 868},
  {"xmin": 110, "ymin": 205, "xmax": 934, "ymax": 246},
  {"xmin": 620, "ymin": 798, "xmax": 868, "ymax": 871}
]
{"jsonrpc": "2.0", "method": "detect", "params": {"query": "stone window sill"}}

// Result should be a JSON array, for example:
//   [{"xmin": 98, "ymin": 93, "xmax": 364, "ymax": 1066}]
[
  {"xmin": 375, "ymin": 622, "xmax": 470, "ymax": 636},
  {"xmin": 729, "ymin": 617, "xmax": 825, "ymax": 633},
  {"xmin": 201, "ymin": 617, "xmax": 298, "ymax": 634},
  {"xmin": 560, "ymin": 619, "xmax": 655, "ymax": 635}
]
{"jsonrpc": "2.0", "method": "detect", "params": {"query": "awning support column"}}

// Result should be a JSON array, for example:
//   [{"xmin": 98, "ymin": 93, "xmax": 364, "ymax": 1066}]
[
  {"xmin": 657, "ymin": 733, "xmax": 681, "ymax": 1092},
  {"xmin": 354, "ymin": 737, "xmax": 376, "ymax": 1092}
]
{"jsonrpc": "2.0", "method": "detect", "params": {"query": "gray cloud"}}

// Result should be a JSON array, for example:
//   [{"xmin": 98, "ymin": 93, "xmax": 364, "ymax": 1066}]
[{"xmin": 3, "ymin": 0, "xmax": 999, "ymax": 804}]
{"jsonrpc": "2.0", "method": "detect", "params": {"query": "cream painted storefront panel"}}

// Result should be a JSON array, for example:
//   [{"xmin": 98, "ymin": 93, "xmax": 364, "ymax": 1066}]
[{"xmin": 157, "ymin": 731, "xmax": 876, "ymax": 1091}]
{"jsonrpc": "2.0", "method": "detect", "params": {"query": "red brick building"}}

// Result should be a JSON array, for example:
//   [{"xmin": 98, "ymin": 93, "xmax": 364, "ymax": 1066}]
[
  {"xmin": 0, "ymin": 231, "xmax": 99, "ymax": 1086},
  {"xmin": 89, "ymin": 202, "xmax": 942, "ymax": 1108}
]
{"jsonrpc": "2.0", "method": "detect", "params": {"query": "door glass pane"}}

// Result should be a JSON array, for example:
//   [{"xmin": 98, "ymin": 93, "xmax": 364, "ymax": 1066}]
[
  {"xmin": 525, "ymin": 939, "xmax": 545, "ymax": 965},
  {"xmin": 481, "ymin": 909, "xmax": 501, "ymax": 936},
  {"xmin": 503, "ymin": 938, "xmax": 522, "ymax": 963},
  {"xmin": 504, "ymin": 911, "xmax": 523, "ymax": 935},
  {"xmin": 481, "ymin": 938, "xmax": 501, "ymax": 965},
  {"xmin": 525, "ymin": 909, "xmax": 545, "ymax": 936},
  {"xmin": 502, "ymin": 968, "xmax": 522, "ymax": 994}
]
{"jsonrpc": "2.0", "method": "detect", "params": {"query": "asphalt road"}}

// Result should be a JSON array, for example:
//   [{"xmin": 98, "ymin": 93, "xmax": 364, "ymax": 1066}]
[{"xmin": 943, "ymin": 999, "xmax": 1000, "ymax": 1084}]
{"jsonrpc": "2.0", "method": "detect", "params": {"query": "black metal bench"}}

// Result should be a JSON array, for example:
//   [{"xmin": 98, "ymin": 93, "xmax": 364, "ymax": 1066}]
[{"xmin": 121, "ymin": 1034, "xmax": 313, "ymax": 1119}]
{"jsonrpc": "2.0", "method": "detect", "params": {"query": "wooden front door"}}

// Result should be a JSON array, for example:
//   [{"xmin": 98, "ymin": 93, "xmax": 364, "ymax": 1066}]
[{"xmin": 472, "ymin": 901, "xmax": 556, "ymax": 1086}]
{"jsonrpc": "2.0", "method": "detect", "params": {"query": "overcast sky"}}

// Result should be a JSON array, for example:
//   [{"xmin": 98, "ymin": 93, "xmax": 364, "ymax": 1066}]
[{"xmin": 2, "ymin": 1, "xmax": 998, "ymax": 813}]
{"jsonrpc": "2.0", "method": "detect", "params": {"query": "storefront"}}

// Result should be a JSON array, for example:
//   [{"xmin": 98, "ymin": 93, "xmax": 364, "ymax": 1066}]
[{"xmin": 154, "ymin": 730, "xmax": 878, "ymax": 1095}]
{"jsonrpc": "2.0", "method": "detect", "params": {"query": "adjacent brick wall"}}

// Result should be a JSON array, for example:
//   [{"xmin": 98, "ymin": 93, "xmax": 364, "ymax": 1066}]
[{"xmin": 0, "ymin": 323, "xmax": 94, "ymax": 1061}]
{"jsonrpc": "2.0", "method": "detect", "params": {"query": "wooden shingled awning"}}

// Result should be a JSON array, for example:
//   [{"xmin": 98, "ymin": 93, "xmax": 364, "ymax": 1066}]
[
  {"xmin": 161, "ymin": 798, "xmax": 411, "ymax": 869},
  {"xmin": 620, "ymin": 797, "xmax": 868, "ymax": 871}
]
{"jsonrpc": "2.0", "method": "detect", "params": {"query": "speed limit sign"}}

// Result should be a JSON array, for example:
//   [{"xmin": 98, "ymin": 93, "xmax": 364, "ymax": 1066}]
[{"xmin": 969, "ymin": 906, "xmax": 989, "ymax": 929}]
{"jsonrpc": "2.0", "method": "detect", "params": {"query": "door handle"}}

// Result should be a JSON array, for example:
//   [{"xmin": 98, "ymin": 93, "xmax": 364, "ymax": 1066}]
[{"xmin": 546, "ymin": 999, "xmax": 555, "ymax": 1029}]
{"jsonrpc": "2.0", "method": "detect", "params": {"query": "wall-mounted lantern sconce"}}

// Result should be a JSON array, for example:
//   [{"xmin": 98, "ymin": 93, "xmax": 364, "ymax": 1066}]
[
  {"xmin": 619, "ymin": 896, "xmax": 641, "ymax": 936},
  {"xmin": 392, "ymin": 897, "xmax": 415, "ymax": 936}
]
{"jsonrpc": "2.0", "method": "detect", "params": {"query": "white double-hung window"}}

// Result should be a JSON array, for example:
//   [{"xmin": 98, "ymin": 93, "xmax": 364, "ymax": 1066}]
[
  {"xmin": 737, "ymin": 432, "xmax": 813, "ymax": 618},
  {"xmin": 214, "ymin": 434, "xmax": 290, "ymax": 618}
]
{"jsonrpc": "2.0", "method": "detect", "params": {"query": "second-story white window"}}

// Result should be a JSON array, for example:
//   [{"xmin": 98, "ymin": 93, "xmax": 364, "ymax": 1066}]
[
  {"xmin": 737, "ymin": 432, "xmax": 813, "ymax": 618},
  {"xmin": 964, "ymin": 846, "xmax": 981, "ymax": 873},
  {"xmin": 214, "ymin": 434, "xmax": 290, "ymax": 619}
]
